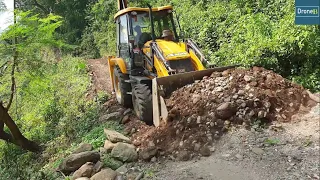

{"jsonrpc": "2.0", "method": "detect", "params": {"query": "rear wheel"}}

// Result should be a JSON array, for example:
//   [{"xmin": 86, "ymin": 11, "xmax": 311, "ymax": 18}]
[
  {"xmin": 132, "ymin": 83, "xmax": 153, "ymax": 125},
  {"xmin": 113, "ymin": 67, "xmax": 132, "ymax": 107}
]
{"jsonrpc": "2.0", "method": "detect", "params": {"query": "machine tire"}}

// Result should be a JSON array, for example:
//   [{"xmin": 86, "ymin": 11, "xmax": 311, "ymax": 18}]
[
  {"xmin": 113, "ymin": 67, "xmax": 132, "ymax": 107},
  {"xmin": 132, "ymin": 83, "xmax": 153, "ymax": 125}
]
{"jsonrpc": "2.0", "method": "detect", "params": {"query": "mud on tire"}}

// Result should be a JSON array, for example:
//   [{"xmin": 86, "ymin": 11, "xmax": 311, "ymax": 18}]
[
  {"xmin": 113, "ymin": 67, "xmax": 132, "ymax": 107},
  {"xmin": 132, "ymin": 83, "xmax": 153, "ymax": 125}
]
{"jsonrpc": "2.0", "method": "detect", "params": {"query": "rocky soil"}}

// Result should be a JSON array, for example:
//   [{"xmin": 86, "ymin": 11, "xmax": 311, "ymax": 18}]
[
  {"xmin": 127, "ymin": 67, "xmax": 317, "ymax": 159},
  {"xmin": 137, "ymin": 104, "xmax": 320, "ymax": 180},
  {"xmin": 76, "ymin": 59, "xmax": 319, "ymax": 180}
]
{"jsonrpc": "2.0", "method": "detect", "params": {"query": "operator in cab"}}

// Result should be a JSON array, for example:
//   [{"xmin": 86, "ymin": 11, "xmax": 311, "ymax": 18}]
[{"xmin": 162, "ymin": 29, "xmax": 174, "ymax": 41}]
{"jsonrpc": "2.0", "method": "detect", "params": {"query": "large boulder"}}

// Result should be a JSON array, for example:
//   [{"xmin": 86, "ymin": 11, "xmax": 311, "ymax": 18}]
[
  {"xmin": 91, "ymin": 168, "xmax": 117, "ymax": 180},
  {"xmin": 75, "ymin": 178, "xmax": 90, "ymax": 180},
  {"xmin": 215, "ymin": 102, "xmax": 236, "ymax": 120},
  {"xmin": 72, "ymin": 162, "xmax": 95, "ymax": 179},
  {"xmin": 93, "ymin": 161, "xmax": 103, "ymax": 174},
  {"xmin": 59, "ymin": 151, "xmax": 100, "ymax": 174},
  {"xmin": 104, "ymin": 140, "xmax": 116, "ymax": 152},
  {"xmin": 99, "ymin": 112, "xmax": 121, "ymax": 122},
  {"xmin": 104, "ymin": 129, "xmax": 131, "ymax": 143},
  {"xmin": 72, "ymin": 143, "xmax": 93, "ymax": 154},
  {"xmin": 139, "ymin": 147, "xmax": 158, "ymax": 161},
  {"xmin": 111, "ymin": 143, "xmax": 138, "ymax": 162}
]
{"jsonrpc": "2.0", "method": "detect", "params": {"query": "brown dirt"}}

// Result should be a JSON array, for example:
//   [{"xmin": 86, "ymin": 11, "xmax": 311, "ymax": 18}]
[
  {"xmin": 126, "ymin": 67, "xmax": 316, "ymax": 159},
  {"xmin": 88, "ymin": 58, "xmax": 113, "ymax": 94},
  {"xmin": 87, "ymin": 59, "xmax": 317, "ymax": 160}
]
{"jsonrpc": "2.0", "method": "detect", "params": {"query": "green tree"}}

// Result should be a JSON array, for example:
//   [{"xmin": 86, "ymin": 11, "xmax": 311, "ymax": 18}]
[{"xmin": 0, "ymin": 10, "xmax": 63, "ymax": 151}]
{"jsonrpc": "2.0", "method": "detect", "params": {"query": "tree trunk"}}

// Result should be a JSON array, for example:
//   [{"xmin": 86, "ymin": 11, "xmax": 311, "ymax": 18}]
[{"xmin": 0, "ymin": 104, "xmax": 41, "ymax": 152}]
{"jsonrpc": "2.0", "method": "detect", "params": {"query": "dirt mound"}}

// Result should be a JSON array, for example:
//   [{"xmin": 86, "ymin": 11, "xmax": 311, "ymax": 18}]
[{"xmin": 128, "ymin": 67, "xmax": 314, "ymax": 159}]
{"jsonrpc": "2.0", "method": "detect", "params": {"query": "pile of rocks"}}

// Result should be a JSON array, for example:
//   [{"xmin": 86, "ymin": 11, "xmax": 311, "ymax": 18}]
[
  {"xmin": 128, "ymin": 67, "xmax": 315, "ymax": 161},
  {"xmin": 58, "ymin": 129, "xmax": 140, "ymax": 180}
]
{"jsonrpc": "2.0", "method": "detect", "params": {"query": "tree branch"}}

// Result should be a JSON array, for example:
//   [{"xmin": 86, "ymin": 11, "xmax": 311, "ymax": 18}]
[
  {"xmin": 6, "ymin": 61, "xmax": 16, "ymax": 110},
  {"xmin": 32, "ymin": 0, "xmax": 49, "ymax": 14},
  {"xmin": 0, "ymin": 103, "xmax": 41, "ymax": 152}
]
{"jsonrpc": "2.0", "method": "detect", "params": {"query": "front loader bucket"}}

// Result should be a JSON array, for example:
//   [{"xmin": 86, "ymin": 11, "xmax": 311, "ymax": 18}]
[{"xmin": 152, "ymin": 65, "xmax": 238, "ymax": 127}]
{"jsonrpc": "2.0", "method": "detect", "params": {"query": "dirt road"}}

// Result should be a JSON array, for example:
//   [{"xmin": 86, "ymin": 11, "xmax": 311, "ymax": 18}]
[
  {"xmin": 88, "ymin": 59, "xmax": 320, "ymax": 180},
  {"xmin": 88, "ymin": 58, "xmax": 113, "ymax": 94},
  {"xmin": 143, "ymin": 106, "xmax": 319, "ymax": 179}
]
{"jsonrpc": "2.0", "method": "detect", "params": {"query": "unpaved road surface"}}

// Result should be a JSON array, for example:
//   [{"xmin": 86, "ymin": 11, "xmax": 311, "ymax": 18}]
[
  {"xmin": 88, "ymin": 59, "xmax": 320, "ymax": 180},
  {"xmin": 141, "ymin": 105, "xmax": 319, "ymax": 180},
  {"xmin": 88, "ymin": 58, "xmax": 112, "ymax": 94}
]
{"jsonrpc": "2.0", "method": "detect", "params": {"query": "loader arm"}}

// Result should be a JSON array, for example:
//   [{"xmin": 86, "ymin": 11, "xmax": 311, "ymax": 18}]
[{"xmin": 118, "ymin": 0, "xmax": 127, "ymax": 10}]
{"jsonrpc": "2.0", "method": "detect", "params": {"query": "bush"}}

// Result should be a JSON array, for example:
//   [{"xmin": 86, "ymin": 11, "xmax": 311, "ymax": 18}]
[{"xmin": 0, "ymin": 55, "xmax": 102, "ymax": 179}]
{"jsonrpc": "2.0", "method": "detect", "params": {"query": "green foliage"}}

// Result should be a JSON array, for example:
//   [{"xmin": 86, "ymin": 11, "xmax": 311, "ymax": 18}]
[
  {"xmin": 265, "ymin": 138, "xmax": 280, "ymax": 146},
  {"xmin": 82, "ymin": 121, "xmax": 123, "ymax": 149},
  {"xmin": 81, "ymin": 0, "xmax": 117, "ymax": 57},
  {"xmin": 102, "ymin": 153, "xmax": 124, "ymax": 170},
  {"xmin": 0, "ymin": 55, "xmax": 100, "ymax": 179},
  {"xmin": 0, "ymin": 0, "xmax": 6, "ymax": 12}
]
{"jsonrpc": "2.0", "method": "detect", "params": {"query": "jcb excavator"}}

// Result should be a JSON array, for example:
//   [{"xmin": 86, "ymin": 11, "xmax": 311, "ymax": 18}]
[{"xmin": 108, "ymin": 0, "xmax": 236, "ymax": 126}]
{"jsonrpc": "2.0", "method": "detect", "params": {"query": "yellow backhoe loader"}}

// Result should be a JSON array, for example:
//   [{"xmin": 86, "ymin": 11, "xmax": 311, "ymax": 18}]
[{"xmin": 108, "ymin": 0, "xmax": 236, "ymax": 126}]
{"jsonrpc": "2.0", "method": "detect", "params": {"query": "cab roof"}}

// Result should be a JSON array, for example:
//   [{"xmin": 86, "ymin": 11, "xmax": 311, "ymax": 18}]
[{"xmin": 114, "ymin": 5, "xmax": 173, "ymax": 19}]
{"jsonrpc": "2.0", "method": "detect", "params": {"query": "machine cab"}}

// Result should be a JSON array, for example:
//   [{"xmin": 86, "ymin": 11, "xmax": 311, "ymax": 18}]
[{"xmin": 114, "ymin": 6, "xmax": 180, "ymax": 71}]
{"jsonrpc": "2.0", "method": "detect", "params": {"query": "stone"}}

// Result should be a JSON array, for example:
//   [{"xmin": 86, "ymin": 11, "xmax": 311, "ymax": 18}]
[
  {"xmin": 121, "ymin": 115, "xmax": 130, "ymax": 124},
  {"xmin": 252, "ymin": 148, "xmax": 264, "ymax": 155},
  {"xmin": 232, "ymin": 94, "xmax": 239, "ymax": 99},
  {"xmin": 176, "ymin": 150, "xmax": 190, "ymax": 161},
  {"xmin": 111, "ymin": 143, "xmax": 138, "ymax": 162},
  {"xmin": 244, "ymin": 75, "xmax": 252, "ymax": 82},
  {"xmin": 99, "ymin": 147, "xmax": 108, "ymax": 154},
  {"xmin": 238, "ymin": 90, "xmax": 245, "ymax": 95},
  {"xmin": 148, "ymin": 141, "xmax": 156, "ymax": 147},
  {"xmin": 91, "ymin": 168, "xmax": 117, "ymax": 180},
  {"xmin": 199, "ymin": 146, "xmax": 211, "ymax": 157},
  {"xmin": 215, "ymin": 102, "xmax": 236, "ymax": 120},
  {"xmin": 224, "ymin": 97, "xmax": 231, "ymax": 102},
  {"xmin": 139, "ymin": 146, "xmax": 158, "ymax": 161},
  {"xmin": 104, "ymin": 140, "xmax": 116, "ymax": 152},
  {"xmin": 75, "ymin": 178, "xmax": 90, "ymax": 180},
  {"xmin": 196, "ymin": 116, "xmax": 201, "ymax": 124},
  {"xmin": 59, "ymin": 151, "xmax": 100, "ymax": 174},
  {"xmin": 222, "ymin": 70, "xmax": 230, "ymax": 76},
  {"xmin": 210, "ymin": 147, "xmax": 216, "ymax": 152},
  {"xmin": 215, "ymin": 87, "xmax": 223, "ymax": 92},
  {"xmin": 194, "ymin": 143, "xmax": 201, "ymax": 152},
  {"xmin": 235, "ymin": 154, "xmax": 243, "ymax": 160},
  {"xmin": 104, "ymin": 129, "xmax": 131, "ymax": 143},
  {"xmin": 72, "ymin": 143, "xmax": 93, "ymax": 154},
  {"xmin": 123, "ymin": 109, "xmax": 132, "ymax": 116},
  {"xmin": 192, "ymin": 94, "xmax": 201, "ymax": 104},
  {"xmin": 100, "ymin": 112, "xmax": 121, "ymax": 122},
  {"xmin": 72, "ymin": 162, "xmax": 95, "ymax": 179},
  {"xmin": 116, "ymin": 165, "xmax": 128, "ymax": 175},
  {"xmin": 150, "ymin": 157, "xmax": 157, "ymax": 163},
  {"xmin": 93, "ymin": 161, "xmax": 103, "ymax": 174},
  {"xmin": 115, "ymin": 175, "xmax": 125, "ymax": 180},
  {"xmin": 258, "ymin": 111, "xmax": 266, "ymax": 119}
]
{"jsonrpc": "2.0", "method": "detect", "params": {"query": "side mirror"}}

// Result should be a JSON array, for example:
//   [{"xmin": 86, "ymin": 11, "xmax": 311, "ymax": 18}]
[{"xmin": 180, "ymin": 31, "xmax": 185, "ymax": 40}]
